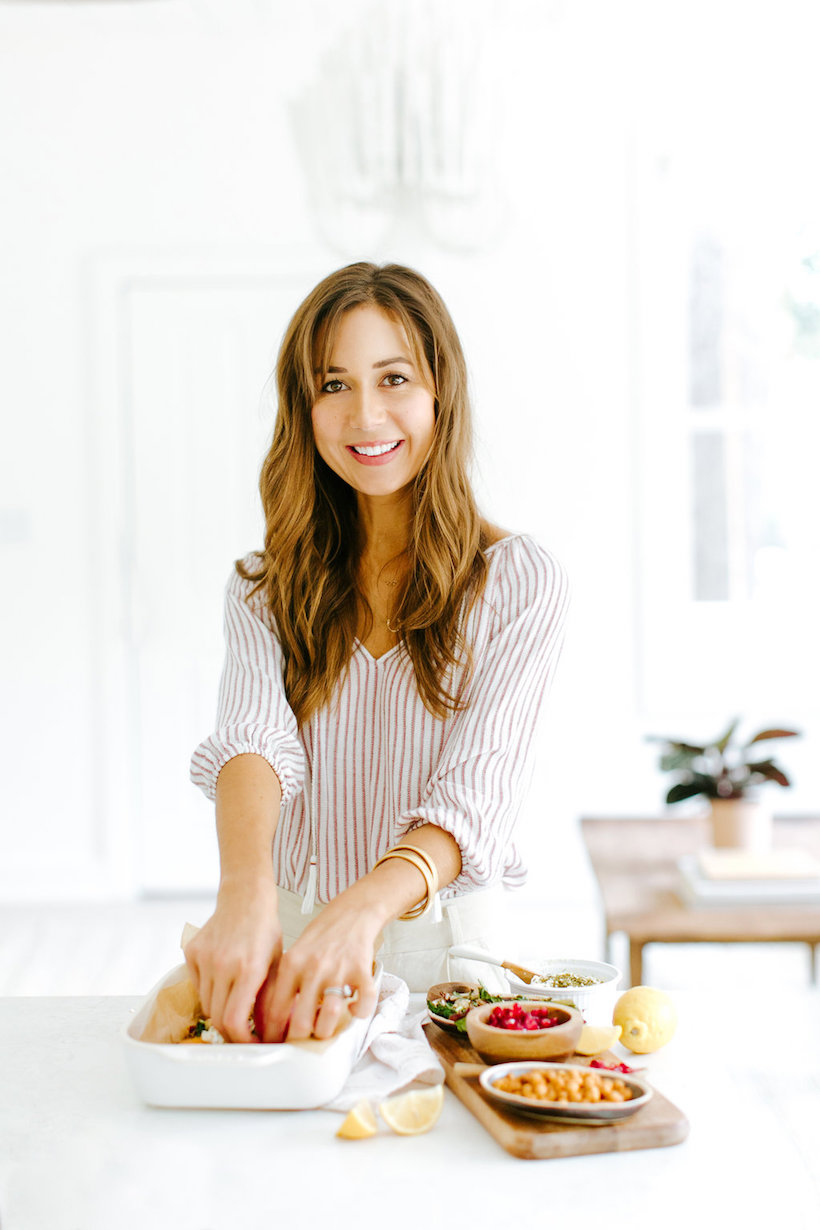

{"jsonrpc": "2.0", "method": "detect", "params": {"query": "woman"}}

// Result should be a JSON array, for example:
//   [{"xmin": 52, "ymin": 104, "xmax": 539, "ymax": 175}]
[{"xmin": 186, "ymin": 262, "xmax": 569, "ymax": 1045}]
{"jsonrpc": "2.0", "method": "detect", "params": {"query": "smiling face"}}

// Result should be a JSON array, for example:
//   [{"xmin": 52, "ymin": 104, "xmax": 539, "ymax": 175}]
[{"xmin": 311, "ymin": 304, "xmax": 436, "ymax": 504}]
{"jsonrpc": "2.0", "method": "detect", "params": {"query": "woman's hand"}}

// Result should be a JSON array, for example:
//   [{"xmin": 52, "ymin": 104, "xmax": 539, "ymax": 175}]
[
  {"xmin": 254, "ymin": 896, "xmax": 381, "ymax": 1043},
  {"xmin": 254, "ymin": 827, "xmax": 461, "ymax": 1042},
  {"xmin": 183, "ymin": 875, "xmax": 281, "ymax": 1043}
]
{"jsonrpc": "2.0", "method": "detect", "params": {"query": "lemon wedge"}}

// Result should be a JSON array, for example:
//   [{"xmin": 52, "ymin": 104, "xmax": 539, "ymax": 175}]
[
  {"xmin": 574, "ymin": 1023, "xmax": 623, "ymax": 1055},
  {"xmin": 378, "ymin": 1084, "xmax": 444, "ymax": 1136},
  {"xmin": 336, "ymin": 1099, "xmax": 378, "ymax": 1139}
]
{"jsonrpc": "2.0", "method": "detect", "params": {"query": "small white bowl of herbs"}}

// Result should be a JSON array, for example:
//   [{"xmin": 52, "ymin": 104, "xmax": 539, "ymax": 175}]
[{"xmin": 504, "ymin": 958, "xmax": 621, "ymax": 1026}]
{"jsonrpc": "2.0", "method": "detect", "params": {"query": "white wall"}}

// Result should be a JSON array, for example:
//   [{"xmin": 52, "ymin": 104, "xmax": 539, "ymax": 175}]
[{"xmin": 1, "ymin": 0, "xmax": 817, "ymax": 905}]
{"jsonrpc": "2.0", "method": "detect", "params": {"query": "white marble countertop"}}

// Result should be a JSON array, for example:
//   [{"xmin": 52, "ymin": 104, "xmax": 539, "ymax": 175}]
[{"xmin": 1, "ymin": 987, "xmax": 819, "ymax": 1230}]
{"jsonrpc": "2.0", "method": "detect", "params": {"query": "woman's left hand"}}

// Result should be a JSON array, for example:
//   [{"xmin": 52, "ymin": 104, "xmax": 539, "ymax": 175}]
[{"xmin": 253, "ymin": 898, "xmax": 381, "ymax": 1043}]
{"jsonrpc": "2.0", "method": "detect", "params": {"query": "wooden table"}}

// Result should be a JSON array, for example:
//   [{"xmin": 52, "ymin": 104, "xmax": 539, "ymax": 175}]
[{"xmin": 581, "ymin": 816, "xmax": 820, "ymax": 986}]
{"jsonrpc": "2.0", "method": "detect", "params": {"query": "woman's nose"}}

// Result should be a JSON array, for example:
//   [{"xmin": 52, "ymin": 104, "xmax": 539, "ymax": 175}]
[{"xmin": 348, "ymin": 385, "xmax": 385, "ymax": 429}]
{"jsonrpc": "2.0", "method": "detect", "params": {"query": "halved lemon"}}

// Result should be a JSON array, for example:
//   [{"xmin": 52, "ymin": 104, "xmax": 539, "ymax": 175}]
[
  {"xmin": 575, "ymin": 1023, "xmax": 622, "ymax": 1055},
  {"xmin": 336, "ymin": 1099, "xmax": 378, "ymax": 1139},
  {"xmin": 379, "ymin": 1084, "xmax": 444, "ymax": 1135}
]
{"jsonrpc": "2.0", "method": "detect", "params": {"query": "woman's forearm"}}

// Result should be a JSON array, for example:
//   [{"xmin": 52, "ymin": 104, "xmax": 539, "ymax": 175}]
[
  {"xmin": 214, "ymin": 753, "xmax": 282, "ymax": 895},
  {"xmin": 184, "ymin": 754, "xmax": 284, "ymax": 1042},
  {"xmin": 215, "ymin": 757, "xmax": 460, "ymax": 922},
  {"xmin": 326, "ymin": 823, "xmax": 463, "ymax": 932}
]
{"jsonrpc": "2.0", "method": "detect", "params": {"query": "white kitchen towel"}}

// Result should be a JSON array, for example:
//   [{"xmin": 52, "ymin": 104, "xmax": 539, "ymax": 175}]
[{"xmin": 324, "ymin": 973, "xmax": 443, "ymax": 1111}]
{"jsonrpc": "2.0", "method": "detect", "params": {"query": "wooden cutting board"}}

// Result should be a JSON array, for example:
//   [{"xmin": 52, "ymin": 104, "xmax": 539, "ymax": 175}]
[{"xmin": 424, "ymin": 1022, "xmax": 689, "ymax": 1160}]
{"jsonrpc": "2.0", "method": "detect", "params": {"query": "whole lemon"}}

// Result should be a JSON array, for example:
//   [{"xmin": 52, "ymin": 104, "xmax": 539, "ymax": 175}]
[{"xmin": 613, "ymin": 986, "xmax": 677, "ymax": 1054}]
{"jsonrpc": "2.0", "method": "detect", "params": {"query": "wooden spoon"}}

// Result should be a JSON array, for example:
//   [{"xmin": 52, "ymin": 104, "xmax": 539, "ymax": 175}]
[
  {"xmin": 447, "ymin": 944, "xmax": 541, "ymax": 984},
  {"xmin": 453, "ymin": 1062, "xmax": 487, "ymax": 1078}
]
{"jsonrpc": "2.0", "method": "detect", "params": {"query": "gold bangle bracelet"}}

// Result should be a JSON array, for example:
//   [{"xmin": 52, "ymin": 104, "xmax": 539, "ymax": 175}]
[
  {"xmin": 375, "ymin": 844, "xmax": 439, "ymax": 899},
  {"xmin": 393, "ymin": 845, "xmax": 439, "ymax": 919},
  {"xmin": 388, "ymin": 843, "xmax": 439, "ymax": 887},
  {"xmin": 373, "ymin": 849, "xmax": 434, "ymax": 917},
  {"xmin": 373, "ymin": 844, "xmax": 439, "ymax": 889},
  {"xmin": 373, "ymin": 846, "xmax": 437, "ymax": 920}
]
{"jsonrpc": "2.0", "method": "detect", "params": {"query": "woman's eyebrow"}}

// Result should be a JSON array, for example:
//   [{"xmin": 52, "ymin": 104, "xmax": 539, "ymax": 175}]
[
  {"xmin": 323, "ymin": 355, "xmax": 413, "ymax": 374},
  {"xmin": 372, "ymin": 355, "xmax": 412, "ymax": 368}
]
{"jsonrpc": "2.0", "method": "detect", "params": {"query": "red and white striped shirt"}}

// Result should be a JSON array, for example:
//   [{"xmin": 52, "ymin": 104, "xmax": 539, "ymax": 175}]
[{"xmin": 190, "ymin": 534, "xmax": 569, "ymax": 902}]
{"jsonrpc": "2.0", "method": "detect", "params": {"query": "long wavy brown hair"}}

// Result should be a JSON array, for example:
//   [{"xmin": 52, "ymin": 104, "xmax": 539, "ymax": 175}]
[{"xmin": 238, "ymin": 261, "xmax": 492, "ymax": 726}]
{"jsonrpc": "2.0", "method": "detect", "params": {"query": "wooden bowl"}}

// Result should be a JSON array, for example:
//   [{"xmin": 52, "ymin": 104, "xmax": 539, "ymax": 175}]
[
  {"xmin": 465, "ymin": 1000, "xmax": 583, "ymax": 1064},
  {"xmin": 426, "ymin": 981, "xmax": 482, "ymax": 1033}
]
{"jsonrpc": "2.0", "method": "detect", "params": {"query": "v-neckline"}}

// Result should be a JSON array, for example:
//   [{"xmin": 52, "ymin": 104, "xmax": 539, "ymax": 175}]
[
  {"xmin": 354, "ymin": 639, "xmax": 402, "ymax": 663},
  {"xmin": 352, "ymin": 537, "xmax": 520, "ymax": 665}
]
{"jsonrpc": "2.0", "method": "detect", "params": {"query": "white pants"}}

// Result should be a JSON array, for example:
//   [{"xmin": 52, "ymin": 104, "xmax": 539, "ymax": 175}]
[{"xmin": 276, "ymin": 886, "xmax": 510, "ymax": 994}]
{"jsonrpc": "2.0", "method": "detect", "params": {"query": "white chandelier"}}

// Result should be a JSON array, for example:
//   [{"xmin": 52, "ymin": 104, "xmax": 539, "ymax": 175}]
[{"xmin": 291, "ymin": 0, "xmax": 504, "ymax": 253}]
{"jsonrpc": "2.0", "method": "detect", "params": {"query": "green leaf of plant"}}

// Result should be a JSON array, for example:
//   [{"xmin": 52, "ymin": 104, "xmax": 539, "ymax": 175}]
[
  {"xmin": 666, "ymin": 776, "xmax": 716, "ymax": 804},
  {"xmin": 714, "ymin": 717, "xmax": 740, "ymax": 753},
  {"xmin": 649, "ymin": 737, "xmax": 707, "ymax": 755},
  {"xmin": 660, "ymin": 748, "xmax": 702, "ymax": 772}
]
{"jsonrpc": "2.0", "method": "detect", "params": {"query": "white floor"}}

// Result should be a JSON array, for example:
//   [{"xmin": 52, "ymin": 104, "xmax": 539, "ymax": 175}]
[{"xmin": 1, "ymin": 895, "xmax": 816, "ymax": 997}]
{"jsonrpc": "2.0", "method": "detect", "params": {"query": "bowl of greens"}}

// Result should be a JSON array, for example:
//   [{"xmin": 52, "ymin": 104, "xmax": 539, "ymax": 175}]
[{"xmin": 426, "ymin": 982, "xmax": 508, "ymax": 1033}]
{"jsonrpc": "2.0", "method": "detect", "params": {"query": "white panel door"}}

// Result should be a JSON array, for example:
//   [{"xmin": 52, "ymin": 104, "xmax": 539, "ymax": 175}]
[{"xmin": 126, "ymin": 277, "xmax": 307, "ymax": 891}]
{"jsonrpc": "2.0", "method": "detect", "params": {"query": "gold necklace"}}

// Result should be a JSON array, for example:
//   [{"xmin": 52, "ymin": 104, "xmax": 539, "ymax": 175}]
[{"xmin": 361, "ymin": 556, "xmax": 404, "ymax": 633}]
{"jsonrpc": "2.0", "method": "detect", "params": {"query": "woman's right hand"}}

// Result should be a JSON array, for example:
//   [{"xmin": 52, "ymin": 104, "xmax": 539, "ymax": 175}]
[{"xmin": 183, "ymin": 875, "xmax": 281, "ymax": 1043}]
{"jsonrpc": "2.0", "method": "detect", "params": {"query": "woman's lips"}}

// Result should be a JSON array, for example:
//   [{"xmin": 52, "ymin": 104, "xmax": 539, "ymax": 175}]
[{"xmin": 346, "ymin": 440, "xmax": 405, "ymax": 466}]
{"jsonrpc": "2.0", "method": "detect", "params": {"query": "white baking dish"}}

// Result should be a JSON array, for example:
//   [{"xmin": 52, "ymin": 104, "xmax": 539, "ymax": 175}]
[{"xmin": 122, "ymin": 962, "xmax": 379, "ymax": 1110}]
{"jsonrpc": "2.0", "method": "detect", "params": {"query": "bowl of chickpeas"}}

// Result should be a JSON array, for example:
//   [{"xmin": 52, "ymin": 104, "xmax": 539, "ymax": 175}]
[
  {"xmin": 479, "ymin": 1061, "xmax": 652, "ymax": 1122},
  {"xmin": 465, "ymin": 999, "xmax": 584, "ymax": 1064}
]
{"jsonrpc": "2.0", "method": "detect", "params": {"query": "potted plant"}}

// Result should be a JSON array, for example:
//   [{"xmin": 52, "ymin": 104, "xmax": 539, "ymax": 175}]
[{"xmin": 648, "ymin": 718, "xmax": 800, "ymax": 851}]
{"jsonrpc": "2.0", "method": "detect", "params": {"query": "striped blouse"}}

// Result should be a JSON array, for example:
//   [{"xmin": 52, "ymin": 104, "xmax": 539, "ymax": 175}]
[{"xmin": 190, "ymin": 534, "xmax": 569, "ymax": 903}]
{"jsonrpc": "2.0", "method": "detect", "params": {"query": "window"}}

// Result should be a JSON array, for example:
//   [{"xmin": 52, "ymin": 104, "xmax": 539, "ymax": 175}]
[{"xmin": 634, "ymin": 153, "xmax": 820, "ymax": 732}]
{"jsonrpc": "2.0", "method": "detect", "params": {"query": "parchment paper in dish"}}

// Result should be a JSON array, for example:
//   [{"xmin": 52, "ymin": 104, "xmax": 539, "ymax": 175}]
[{"xmin": 140, "ymin": 968, "xmax": 203, "ymax": 1043}]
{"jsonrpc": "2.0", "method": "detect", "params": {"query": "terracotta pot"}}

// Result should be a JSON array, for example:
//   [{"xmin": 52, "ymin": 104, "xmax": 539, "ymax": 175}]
[{"xmin": 709, "ymin": 798, "xmax": 772, "ymax": 852}]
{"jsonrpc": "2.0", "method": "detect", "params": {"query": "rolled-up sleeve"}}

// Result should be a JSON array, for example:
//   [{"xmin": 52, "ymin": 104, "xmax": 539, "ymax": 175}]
[
  {"xmin": 397, "ymin": 538, "xmax": 569, "ymax": 893},
  {"xmin": 190, "ymin": 564, "xmax": 305, "ymax": 804}
]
